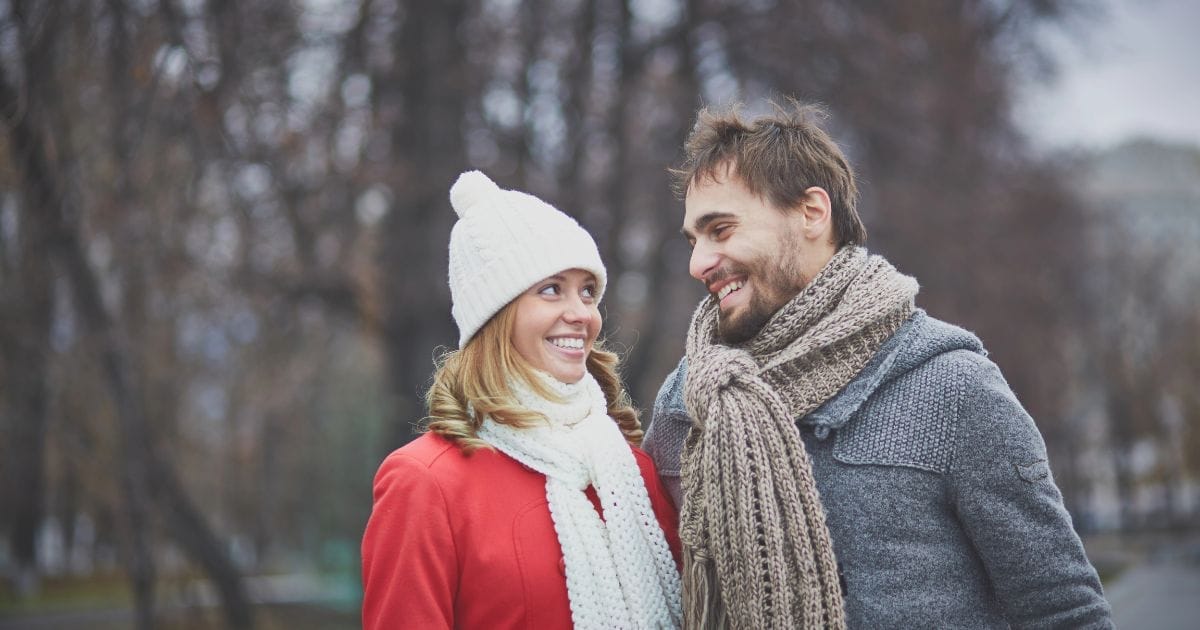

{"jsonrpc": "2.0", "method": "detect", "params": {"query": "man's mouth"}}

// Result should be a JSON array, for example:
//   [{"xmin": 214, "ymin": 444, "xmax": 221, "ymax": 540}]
[{"xmin": 716, "ymin": 280, "xmax": 745, "ymax": 301}]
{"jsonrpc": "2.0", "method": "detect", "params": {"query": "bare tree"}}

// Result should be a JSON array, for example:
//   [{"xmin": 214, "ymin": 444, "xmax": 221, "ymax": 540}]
[{"xmin": 5, "ymin": 2, "xmax": 1192, "ymax": 625}]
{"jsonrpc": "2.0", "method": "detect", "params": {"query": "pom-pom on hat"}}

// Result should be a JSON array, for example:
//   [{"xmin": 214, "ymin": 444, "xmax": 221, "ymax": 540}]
[{"xmin": 448, "ymin": 170, "xmax": 607, "ymax": 348}]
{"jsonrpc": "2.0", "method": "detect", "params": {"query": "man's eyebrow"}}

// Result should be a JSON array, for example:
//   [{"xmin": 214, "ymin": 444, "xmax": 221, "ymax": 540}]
[{"xmin": 680, "ymin": 212, "xmax": 736, "ymax": 239}]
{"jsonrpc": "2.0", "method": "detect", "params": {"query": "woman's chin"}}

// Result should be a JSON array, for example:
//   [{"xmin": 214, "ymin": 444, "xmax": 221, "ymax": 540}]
[{"xmin": 545, "ymin": 363, "xmax": 586, "ymax": 384}]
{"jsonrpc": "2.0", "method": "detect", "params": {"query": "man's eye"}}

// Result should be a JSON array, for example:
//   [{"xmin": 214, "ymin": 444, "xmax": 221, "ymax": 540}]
[{"xmin": 713, "ymin": 224, "xmax": 731, "ymax": 238}]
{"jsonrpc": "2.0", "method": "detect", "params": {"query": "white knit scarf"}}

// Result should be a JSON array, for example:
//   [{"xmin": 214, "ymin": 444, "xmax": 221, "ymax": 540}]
[{"xmin": 477, "ymin": 371, "xmax": 683, "ymax": 629}]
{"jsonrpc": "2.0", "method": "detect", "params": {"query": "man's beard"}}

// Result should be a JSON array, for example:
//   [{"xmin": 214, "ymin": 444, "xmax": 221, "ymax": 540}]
[{"xmin": 716, "ymin": 249, "xmax": 807, "ymax": 345}]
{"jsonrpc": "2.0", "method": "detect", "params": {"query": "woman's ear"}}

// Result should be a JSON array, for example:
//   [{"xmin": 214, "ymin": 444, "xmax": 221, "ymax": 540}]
[{"xmin": 799, "ymin": 186, "xmax": 832, "ymax": 241}]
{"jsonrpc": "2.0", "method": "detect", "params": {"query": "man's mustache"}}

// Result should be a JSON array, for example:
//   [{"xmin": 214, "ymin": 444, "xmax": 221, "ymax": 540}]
[{"xmin": 705, "ymin": 263, "xmax": 750, "ymax": 295}]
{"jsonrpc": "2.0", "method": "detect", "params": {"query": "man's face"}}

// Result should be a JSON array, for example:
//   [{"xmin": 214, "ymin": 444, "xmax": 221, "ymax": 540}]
[{"xmin": 683, "ymin": 173, "xmax": 809, "ymax": 345}]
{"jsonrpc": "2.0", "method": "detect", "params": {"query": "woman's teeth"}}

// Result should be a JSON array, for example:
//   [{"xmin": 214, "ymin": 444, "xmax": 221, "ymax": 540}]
[
  {"xmin": 550, "ymin": 337, "xmax": 584, "ymax": 349},
  {"xmin": 717, "ymin": 281, "xmax": 745, "ymax": 300}
]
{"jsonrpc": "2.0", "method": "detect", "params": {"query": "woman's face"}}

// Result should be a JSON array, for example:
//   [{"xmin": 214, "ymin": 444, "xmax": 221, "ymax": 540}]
[{"xmin": 511, "ymin": 268, "xmax": 602, "ymax": 384}]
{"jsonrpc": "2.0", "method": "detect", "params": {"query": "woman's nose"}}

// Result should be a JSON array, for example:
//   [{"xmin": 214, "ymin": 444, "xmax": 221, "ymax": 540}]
[{"xmin": 561, "ymin": 292, "xmax": 593, "ymax": 323}]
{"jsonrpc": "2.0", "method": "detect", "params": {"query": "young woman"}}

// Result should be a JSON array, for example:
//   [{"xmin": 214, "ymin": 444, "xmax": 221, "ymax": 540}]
[{"xmin": 361, "ymin": 171, "xmax": 682, "ymax": 629}]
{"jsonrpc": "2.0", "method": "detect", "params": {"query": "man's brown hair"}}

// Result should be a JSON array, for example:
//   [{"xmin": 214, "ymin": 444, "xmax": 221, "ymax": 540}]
[{"xmin": 672, "ymin": 99, "xmax": 867, "ymax": 247}]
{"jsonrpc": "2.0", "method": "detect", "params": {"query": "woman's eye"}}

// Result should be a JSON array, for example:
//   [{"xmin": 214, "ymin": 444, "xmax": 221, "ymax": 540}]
[
  {"xmin": 582, "ymin": 285, "xmax": 597, "ymax": 298},
  {"xmin": 538, "ymin": 284, "xmax": 560, "ymax": 296}
]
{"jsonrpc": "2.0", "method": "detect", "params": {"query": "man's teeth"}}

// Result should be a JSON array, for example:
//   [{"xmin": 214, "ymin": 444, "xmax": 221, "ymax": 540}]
[
  {"xmin": 549, "ymin": 337, "xmax": 584, "ymax": 349},
  {"xmin": 717, "ymin": 281, "xmax": 745, "ymax": 300}
]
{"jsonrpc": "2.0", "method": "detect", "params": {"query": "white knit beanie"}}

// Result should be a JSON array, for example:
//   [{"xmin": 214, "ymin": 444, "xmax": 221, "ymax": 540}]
[{"xmin": 448, "ymin": 170, "xmax": 607, "ymax": 348}]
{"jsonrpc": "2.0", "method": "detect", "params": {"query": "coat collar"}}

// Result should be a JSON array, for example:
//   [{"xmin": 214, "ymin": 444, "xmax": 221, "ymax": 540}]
[{"xmin": 799, "ymin": 310, "xmax": 985, "ymax": 437}]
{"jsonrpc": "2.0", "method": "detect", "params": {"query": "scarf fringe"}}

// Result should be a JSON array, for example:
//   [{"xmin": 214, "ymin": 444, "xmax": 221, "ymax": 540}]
[{"xmin": 682, "ymin": 545, "xmax": 724, "ymax": 630}]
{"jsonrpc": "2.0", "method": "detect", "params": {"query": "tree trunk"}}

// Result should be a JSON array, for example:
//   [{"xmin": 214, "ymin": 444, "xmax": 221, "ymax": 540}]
[
  {"xmin": 0, "ymin": 175, "xmax": 53, "ymax": 597},
  {"xmin": 1105, "ymin": 387, "xmax": 1138, "ymax": 531},
  {"xmin": 379, "ymin": 0, "xmax": 471, "ymax": 448},
  {"xmin": 0, "ymin": 20, "xmax": 254, "ymax": 627}
]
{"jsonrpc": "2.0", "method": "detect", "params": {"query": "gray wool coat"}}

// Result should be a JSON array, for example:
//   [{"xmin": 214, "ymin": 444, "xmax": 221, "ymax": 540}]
[{"xmin": 644, "ymin": 310, "xmax": 1113, "ymax": 629}]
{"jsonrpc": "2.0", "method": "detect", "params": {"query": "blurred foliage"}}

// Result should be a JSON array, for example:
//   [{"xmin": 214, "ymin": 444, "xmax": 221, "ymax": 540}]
[{"xmin": 0, "ymin": 0, "xmax": 1197, "ymax": 627}]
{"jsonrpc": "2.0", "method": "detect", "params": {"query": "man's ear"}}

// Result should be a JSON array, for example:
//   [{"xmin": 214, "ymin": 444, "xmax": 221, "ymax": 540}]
[{"xmin": 799, "ymin": 186, "xmax": 832, "ymax": 240}]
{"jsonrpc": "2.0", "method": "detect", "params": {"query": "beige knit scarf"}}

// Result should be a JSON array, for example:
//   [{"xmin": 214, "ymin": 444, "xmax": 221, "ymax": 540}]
[{"xmin": 679, "ymin": 246, "xmax": 918, "ymax": 629}]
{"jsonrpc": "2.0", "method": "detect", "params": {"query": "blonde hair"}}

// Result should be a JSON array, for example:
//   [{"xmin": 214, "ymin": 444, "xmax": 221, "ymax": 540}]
[{"xmin": 425, "ymin": 300, "xmax": 642, "ymax": 453}]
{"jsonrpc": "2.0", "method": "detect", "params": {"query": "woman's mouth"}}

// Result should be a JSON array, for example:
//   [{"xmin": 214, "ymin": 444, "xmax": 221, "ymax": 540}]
[{"xmin": 548, "ymin": 337, "xmax": 585, "ymax": 350}]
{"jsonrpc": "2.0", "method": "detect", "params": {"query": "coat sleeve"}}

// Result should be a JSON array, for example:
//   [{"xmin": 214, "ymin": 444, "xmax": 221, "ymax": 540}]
[
  {"xmin": 643, "ymin": 357, "xmax": 690, "ymax": 508},
  {"xmin": 361, "ymin": 451, "xmax": 457, "ymax": 630},
  {"xmin": 949, "ymin": 358, "xmax": 1113, "ymax": 629}
]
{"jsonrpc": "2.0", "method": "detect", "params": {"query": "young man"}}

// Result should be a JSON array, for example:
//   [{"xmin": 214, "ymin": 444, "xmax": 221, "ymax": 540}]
[{"xmin": 643, "ymin": 102, "xmax": 1113, "ymax": 629}]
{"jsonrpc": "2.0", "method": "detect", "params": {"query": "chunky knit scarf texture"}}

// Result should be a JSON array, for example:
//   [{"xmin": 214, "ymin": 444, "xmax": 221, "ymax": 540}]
[
  {"xmin": 478, "ymin": 371, "xmax": 683, "ymax": 629},
  {"xmin": 680, "ymin": 246, "xmax": 918, "ymax": 629}
]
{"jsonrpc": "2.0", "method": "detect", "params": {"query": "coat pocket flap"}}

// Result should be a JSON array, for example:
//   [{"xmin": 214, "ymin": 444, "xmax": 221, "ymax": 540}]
[{"xmin": 1014, "ymin": 459, "xmax": 1050, "ymax": 483}]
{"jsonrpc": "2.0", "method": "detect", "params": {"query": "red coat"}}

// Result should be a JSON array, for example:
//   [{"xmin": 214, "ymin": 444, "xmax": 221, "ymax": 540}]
[{"xmin": 361, "ymin": 431, "xmax": 681, "ymax": 630}]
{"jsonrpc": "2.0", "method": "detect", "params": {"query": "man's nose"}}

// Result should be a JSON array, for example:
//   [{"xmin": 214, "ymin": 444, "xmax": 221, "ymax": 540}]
[{"xmin": 689, "ymin": 242, "xmax": 720, "ymax": 283}]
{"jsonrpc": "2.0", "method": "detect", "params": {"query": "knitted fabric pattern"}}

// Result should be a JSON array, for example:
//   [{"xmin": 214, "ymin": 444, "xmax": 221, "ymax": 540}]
[
  {"xmin": 477, "ymin": 371, "xmax": 683, "ymax": 629},
  {"xmin": 679, "ymin": 246, "xmax": 918, "ymax": 629},
  {"xmin": 832, "ymin": 369, "xmax": 959, "ymax": 473}
]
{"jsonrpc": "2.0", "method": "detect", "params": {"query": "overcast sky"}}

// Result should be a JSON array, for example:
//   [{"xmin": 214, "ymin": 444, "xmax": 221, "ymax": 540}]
[{"xmin": 1017, "ymin": 0, "xmax": 1200, "ymax": 151}]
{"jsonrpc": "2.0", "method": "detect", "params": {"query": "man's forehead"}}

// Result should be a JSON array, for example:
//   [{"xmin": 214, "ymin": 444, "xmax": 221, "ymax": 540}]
[{"xmin": 683, "ymin": 176, "xmax": 745, "ymax": 218}]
